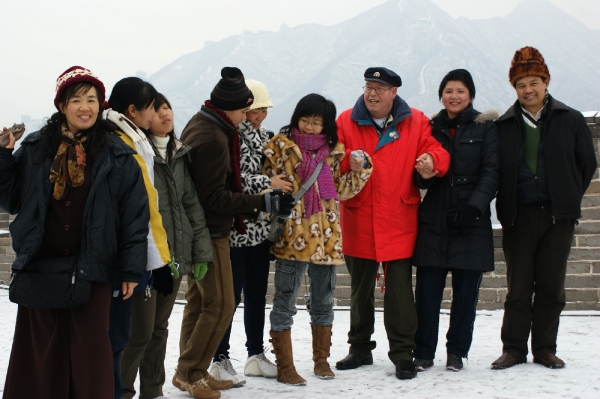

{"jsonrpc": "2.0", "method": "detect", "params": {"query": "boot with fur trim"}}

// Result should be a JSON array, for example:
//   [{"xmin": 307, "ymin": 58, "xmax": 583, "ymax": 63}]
[
  {"xmin": 269, "ymin": 329, "xmax": 306, "ymax": 386},
  {"xmin": 312, "ymin": 324, "xmax": 335, "ymax": 379}
]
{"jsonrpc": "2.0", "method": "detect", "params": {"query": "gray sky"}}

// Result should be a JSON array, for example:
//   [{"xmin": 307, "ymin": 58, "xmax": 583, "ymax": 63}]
[{"xmin": 2, "ymin": 0, "xmax": 598, "ymax": 126}]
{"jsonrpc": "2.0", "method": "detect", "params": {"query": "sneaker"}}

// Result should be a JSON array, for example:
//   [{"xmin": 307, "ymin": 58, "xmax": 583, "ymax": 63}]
[
  {"xmin": 172, "ymin": 374, "xmax": 220, "ymax": 399},
  {"xmin": 446, "ymin": 353, "xmax": 463, "ymax": 371},
  {"xmin": 244, "ymin": 351, "xmax": 277, "ymax": 378},
  {"xmin": 209, "ymin": 356, "xmax": 246, "ymax": 387},
  {"xmin": 414, "ymin": 358, "xmax": 434, "ymax": 371}
]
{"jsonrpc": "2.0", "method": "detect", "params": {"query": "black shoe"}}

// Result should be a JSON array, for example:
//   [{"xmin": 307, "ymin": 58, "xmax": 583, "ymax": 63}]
[
  {"xmin": 446, "ymin": 353, "xmax": 463, "ymax": 371},
  {"xmin": 395, "ymin": 360, "xmax": 417, "ymax": 380},
  {"xmin": 335, "ymin": 353, "xmax": 373, "ymax": 370},
  {"xmin": 414, "ymin": 358, "xmax": 434, "ymax": 371}
]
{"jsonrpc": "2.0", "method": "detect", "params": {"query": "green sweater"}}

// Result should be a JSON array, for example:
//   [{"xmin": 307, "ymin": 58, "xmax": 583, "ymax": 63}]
[{"xmin": 523, "ymin": 122, "xmax": 540, "ymax": 174}]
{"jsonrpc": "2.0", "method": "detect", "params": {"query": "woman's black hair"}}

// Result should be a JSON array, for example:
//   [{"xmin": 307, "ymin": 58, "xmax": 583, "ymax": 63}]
[
  {"xmin": 281, "ymin": 93, "xmax": 338, "ymax": 149},
  {"xmin": 144, "ymin": 92, "xmax": 176, "ymax": 164},
  {"xmin": 108, "ymin": 77, "xmax": 158, "ymax": 115},
  {"xmin": 42, "ymin": 82, "xmax": 114, "ymax": 156},
  {"xmin": 438, "ymin": 69, "xmax": 476, "ymax": 100}
]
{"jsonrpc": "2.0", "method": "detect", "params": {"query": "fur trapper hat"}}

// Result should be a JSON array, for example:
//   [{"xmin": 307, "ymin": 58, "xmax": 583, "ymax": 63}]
[
  {"xmin": 245, "ymin": 79, "xmax": 274, "ymax": 110},
  {"xmin": 509, "ymin": 46, "xmax": 551, "ymax": 86}
]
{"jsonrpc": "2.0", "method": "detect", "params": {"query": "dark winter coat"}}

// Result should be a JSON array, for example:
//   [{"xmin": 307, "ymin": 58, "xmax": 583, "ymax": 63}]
[
  {"xmin": 180, "ymin": 105, "xmax": 262, "ymax": 238},
  {"xmin": 495, "ymin": 96, "xmax": 597, "ymax": 225},
  {"xmin": 413, "ymin": 106, "xmax": 499, "ymax": 271},
  {"xmin": 153, "ymin": 138, "xmax": 213, "ymax": 273},
  {"xmin": 0, "ymin": 131, "xmax": 149, "ymax": 283}
]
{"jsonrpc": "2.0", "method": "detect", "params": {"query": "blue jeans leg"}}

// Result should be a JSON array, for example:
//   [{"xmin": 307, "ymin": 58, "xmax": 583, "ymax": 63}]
[
  {"xmin": 307, "ymin": 263, "xmax": 336, "ymax": 327},
  {"xmin": 109, "ymin": 289, "xmax": 133, "ymax": 399},
  {"xmin": 269, "ymin": 259, "xmax": 306, "ymax": 331}
]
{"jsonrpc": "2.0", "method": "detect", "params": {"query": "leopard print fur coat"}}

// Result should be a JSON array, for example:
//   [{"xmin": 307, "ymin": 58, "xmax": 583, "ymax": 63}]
[{"xmin": 263, "ymin": 134, "xmax": 373, "ymax": 265}]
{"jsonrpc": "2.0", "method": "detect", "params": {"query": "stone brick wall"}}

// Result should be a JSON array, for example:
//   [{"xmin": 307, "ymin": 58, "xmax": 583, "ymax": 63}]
[{"xmin": 1, "ymin": 117, "xmax": 600, "ymax": 310}]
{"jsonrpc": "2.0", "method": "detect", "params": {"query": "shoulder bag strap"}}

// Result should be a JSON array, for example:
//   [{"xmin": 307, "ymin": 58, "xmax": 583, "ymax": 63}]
[{"xmin": 293, "ymin": 160, "xmax": 324, "ymax": 201}]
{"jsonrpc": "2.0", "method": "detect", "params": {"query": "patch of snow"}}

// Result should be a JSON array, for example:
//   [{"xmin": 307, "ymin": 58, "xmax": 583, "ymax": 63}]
[{"xmin": 0, "ymin": 290, "xmax": 599, "ymax": 398}]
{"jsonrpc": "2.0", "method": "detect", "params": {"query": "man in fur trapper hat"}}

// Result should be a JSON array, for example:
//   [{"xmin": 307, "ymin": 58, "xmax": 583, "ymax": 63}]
[{"xmin": 492, "ymin": 47, "xmax": 597, "ymax": 370}]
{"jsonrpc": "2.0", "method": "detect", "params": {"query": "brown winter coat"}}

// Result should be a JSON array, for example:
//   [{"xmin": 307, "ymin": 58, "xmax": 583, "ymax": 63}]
[
  {"xmin": 180, "ymin": 105, "xmax": 262, "ymax": 238},
  {"xmin": 263, "ymin": 134, "xmax": 372, "ymax": 265}
]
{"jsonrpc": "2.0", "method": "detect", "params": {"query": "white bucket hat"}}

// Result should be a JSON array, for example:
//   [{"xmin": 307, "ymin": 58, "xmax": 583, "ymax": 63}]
[{"xmin": 245, "ymin": 79, "xmax": 274, "ymax": 110}]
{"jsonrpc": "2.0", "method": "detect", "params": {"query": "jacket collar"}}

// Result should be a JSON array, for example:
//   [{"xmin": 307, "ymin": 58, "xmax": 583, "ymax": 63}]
[
  {"xmin": 350, "ymin": 94, "xmax": 412, "ymax": 152},
  {"xmin": 431, "ymin": 104, "xmax": 478, "ymax": 127},
  {"xmin": 350, "ymin": 94, "xmax": 412, "ymax": 126},
  {"xmin": 498, "ymin": 94, "xmax": 567, "ymax": 122},
  {"xmin": 199, "ymin": 105, "xmax": 235, "ymax": 138}
]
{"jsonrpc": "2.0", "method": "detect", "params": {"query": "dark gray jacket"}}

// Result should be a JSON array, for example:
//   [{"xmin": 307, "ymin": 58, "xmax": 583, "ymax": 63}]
[
  {"xmin": 153, "ymin": 138, "xmax": 212, "ymax": 273},
  {"xmin": 0, "ymin": 131, "xmax": 149, "ymax": 283},
  {"xmin": 413, "ymin": 106, "xmax": 499, "ymax": 271}
]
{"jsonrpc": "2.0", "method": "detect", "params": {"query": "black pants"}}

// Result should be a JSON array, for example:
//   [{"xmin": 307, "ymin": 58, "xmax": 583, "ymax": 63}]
[
  {"xmin": 213, "ymin": 239, "xmax": 272, "ymax": 360},
  {"xmin": 414, "ymin": 266, "xmax": 483, "ymax": 360},
  {"xmin": 501, "ymin": 205, "xmax": 574, "ymax": 361},
  {"xmin": 109, "ymin": 287, "xmax": 134, "ymax": 399},
  {"xmin": 345, "ymin": 255, "xmax": 417, "ymax": 363}
]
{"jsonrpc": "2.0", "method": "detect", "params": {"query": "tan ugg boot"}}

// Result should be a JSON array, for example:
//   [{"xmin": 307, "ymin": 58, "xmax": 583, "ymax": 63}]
[
  {"xmin": 269, "ymin": 329, "xmax": 307, "ymax": 386},
  {"xmin": 311, "ymin": 324, "xmax": 335, "ymax": 379}
]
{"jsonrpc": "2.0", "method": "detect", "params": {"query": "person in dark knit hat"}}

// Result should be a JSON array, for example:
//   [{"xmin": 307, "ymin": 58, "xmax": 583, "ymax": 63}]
[
  {"xmin": 491, "ymin": 47, "xmax": 597, "ymax": 370},
  {"xmin": 413, "ymin": 68, "xmax": 499, "ymax": 373},
  {"xmin": 0, "ymin": 66, "xmax": 149, "ymax": 399},
  {"xmin": 173, "ymin": 67, "xmax": 294, "ymax": 399}
]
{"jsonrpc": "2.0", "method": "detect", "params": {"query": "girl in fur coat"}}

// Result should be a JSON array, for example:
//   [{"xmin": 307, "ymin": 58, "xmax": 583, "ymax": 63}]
[{"xmin": 264, "ymin": 93, "xmax": 373, "ymax": 386}]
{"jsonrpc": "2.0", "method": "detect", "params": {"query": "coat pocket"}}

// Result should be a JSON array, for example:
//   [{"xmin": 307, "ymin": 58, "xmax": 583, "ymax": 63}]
[{"xmin": 457, "ymin": 136, "xmax": 483, "ymax": 162}]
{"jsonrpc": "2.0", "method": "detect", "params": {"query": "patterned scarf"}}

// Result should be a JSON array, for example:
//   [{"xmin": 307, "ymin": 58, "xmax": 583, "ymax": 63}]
[
  {"xmin": 204, "ymin": 100, "xmax": 246, "ymax": 234},
  {"xmin": 290, "ymin": 129, "xmax": 338, "ymax": 218},
  {"xmin": 49, "ymin": 125, "xmax": 87, "ymax": 200}
]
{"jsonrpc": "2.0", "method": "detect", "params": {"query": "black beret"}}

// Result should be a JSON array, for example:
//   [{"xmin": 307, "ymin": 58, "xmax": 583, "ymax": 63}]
[{"xmin": 364, "ymin": 67, "xmax": 402, "ymax": 87}]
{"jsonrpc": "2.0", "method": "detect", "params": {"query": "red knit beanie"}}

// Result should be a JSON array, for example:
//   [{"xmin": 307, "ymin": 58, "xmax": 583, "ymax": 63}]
[
  {"xmin": 508, "ymin": 47, "xmax": 551, "ymax": 87},
  {"xmin": 54, "ymin": 66, "xmax": 108, "ymax": 110}
]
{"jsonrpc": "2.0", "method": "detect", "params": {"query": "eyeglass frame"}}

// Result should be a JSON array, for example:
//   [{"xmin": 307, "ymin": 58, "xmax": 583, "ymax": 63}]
[
  {"xmin": 363, "ymin": 85, "xmax": 393, "ymax": 94},
  {"xmin": 298, "ymin": 117, "xmax": 324, "ymax": 127}
]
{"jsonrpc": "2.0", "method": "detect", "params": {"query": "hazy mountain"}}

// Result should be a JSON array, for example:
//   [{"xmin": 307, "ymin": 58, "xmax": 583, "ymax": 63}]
[{"xmin": 149, "ymin": 0, "xmax": 600, "ymax": 132}]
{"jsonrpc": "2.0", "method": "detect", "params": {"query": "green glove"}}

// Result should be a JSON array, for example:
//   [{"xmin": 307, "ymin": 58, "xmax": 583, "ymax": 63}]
[
  {"xmin": 191, "ymin": 262, "xmax": 208, "ymax": 281},
  {"xmin": 168, "ymin": 256, "xmax": 180, "ymax": 279}
]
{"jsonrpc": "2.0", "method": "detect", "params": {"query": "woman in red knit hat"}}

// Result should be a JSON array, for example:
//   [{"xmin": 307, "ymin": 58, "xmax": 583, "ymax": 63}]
[{"xmin": 0, "ymin": 66, "xmax": 150, "ymax": 399}]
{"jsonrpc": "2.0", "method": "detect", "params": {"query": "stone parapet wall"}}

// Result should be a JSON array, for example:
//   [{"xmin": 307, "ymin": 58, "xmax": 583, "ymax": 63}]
[{"xmin": 1, "ymin": 118, "xmax": 600, "ymax": 310}]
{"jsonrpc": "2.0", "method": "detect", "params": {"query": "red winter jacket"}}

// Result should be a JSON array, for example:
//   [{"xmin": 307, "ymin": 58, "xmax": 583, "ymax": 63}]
[{"xmin": 337, "ymin": 96, "xmax": 450, "ymax": 262}]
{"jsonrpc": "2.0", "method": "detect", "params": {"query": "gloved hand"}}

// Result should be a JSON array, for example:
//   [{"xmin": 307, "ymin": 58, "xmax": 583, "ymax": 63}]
[
  {"xmin": 448, "ymin": 206, "xmax": 480, "ymax": 228},
  {"xmin": 168, "ymin": 256, "xmax": 180, "ymax": 279},
  {"xmin": 261, "ymin": 188, "xmax": 295, "ymax": 218},
  {"xmin": 191, "ymin": 262, "xmax": 208, "ymax": 281},
  {"xmin": 152, "ymin": 265, "xmax": 174, "ymax": 296}
]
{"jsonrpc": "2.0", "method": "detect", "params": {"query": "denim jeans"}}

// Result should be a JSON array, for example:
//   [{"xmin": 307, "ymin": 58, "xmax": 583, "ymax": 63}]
[{"xmin": 270, "ymin": 258, "xmax": 336, "ymax": 331}]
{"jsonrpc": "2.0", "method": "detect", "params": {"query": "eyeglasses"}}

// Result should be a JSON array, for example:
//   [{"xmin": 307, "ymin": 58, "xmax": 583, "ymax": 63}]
[
  {"xmin": 363, "ymin": 85, "xmax": 391, "ymax": 94},
  {"xmin": 299, "ymin": 118, "xmax": 323, "ymax": 127}
]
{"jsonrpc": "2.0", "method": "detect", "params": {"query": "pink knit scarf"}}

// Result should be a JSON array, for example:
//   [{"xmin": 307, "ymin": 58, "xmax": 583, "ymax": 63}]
[{"xmin": 291, "ymin": 129, "xmax": 338, "ymax": 218}]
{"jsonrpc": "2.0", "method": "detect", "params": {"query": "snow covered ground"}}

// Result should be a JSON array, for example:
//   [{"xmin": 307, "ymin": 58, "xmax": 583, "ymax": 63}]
[{"xmin": 0, "ymin": 288, "xmax": 599, "ymax": 398}]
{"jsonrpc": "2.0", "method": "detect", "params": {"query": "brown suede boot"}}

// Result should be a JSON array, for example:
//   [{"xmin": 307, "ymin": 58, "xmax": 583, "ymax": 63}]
[
  {"xmin": 269, "ymin": 329, "xmax": 307, "ymax": 386},
  {"xmin": 312, "ymin": 324, "xmax": 335, "ymax": 379}
]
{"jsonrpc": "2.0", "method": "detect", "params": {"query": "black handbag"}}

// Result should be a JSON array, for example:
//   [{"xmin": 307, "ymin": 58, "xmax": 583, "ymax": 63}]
[{"xmin": 9, "ymin": 257, "xmax": 92, "ymax": 309}]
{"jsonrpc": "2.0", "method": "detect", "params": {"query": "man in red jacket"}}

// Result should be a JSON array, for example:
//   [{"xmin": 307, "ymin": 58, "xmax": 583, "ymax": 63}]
[{"xmin": 335, "ymin": 67, "xmax": 450, "ymax": 380}]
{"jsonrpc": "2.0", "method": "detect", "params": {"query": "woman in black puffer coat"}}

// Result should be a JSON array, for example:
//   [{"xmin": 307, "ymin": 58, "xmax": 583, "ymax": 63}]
[
  {"xmin": 412, "ymin": 69, "xmax": 499, "ymax": 372},
  {"xmin": 0, "ymin": 66, "xmax": 149, "ymax": 399}
]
